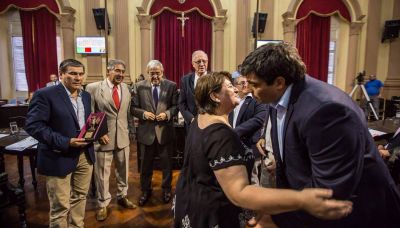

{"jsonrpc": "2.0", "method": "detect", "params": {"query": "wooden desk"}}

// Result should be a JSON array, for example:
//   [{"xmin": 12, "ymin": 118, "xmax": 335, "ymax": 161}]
[
  {"xmin": 368, "ymin": 118, "xmax": 399, "ymax": 141},
  {"xmin": 0, "ymin": 131, "xmax": 37, "ymax": 190},
  {"xmin": 0, "ymin": 131, "xmax": 28, "ymax": 227}
]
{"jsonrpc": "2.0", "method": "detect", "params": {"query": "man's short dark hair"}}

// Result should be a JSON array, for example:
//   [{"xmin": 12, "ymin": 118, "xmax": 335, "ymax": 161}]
[
  {"xmin": 195, "ymin": 71, "xmax": 231, "ymax": 115},
  {"xmin": 240, "ymin": 42, "xmax": 306, "ymax": 85},
  {"xmin": 59, "ymin": 59, "xmax": 85, "ymax": 74}
]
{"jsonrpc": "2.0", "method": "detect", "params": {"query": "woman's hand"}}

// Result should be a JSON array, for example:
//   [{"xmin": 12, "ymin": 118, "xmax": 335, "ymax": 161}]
[{"xmin": 299, "ymin": 188, "xmax": 353, "ymax": 220}]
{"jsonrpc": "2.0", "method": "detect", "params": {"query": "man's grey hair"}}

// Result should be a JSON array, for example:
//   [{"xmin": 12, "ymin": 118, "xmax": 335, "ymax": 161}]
[
  {"xmin": 147, "ymin": 60, "xmax": 164, "ymax": 71},
  {"xmin": 192, "ymin": 50, "xmax": 208, "ymax": 61},
  {"xmin": 107, "ymin": 59, "xmax": 126, "ymax": 71}
]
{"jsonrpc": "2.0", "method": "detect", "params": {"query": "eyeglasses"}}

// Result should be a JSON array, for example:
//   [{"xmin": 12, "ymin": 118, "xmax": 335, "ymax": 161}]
[
  {"xmin": 193, "ymin": 59, "xmax": 208, "ymax": 65},
  {"xmin": 66, "ymin": 72, "xmax": 85, "ymax": 76},
  {"xmin": 113, "ymin": 69, "xmax": 125, "ymax": 74},
  {"xmin": 235, "ymin": 81, "xmax": 248, "ymax": 86}
]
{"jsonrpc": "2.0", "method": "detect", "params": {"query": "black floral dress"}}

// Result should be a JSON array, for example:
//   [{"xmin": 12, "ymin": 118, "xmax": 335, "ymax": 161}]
[{"xmin": 173, "ymin": 119, "xmax": 255, "ymax": 228}]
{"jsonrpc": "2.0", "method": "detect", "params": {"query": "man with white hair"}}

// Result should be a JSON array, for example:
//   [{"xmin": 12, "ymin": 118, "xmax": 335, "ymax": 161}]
[{"xmin": 132, "ymin": 60, "xmax": 178, "ymax": 206}]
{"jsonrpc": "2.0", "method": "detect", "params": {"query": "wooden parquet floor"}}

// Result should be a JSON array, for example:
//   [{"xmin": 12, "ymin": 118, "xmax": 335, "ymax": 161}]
[{"xmin": 1, "ymin": 140, "xmax": 179, "ymax": 228}]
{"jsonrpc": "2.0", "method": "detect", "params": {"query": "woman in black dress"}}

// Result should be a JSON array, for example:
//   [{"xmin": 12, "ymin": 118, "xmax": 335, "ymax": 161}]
[{"xmin": 173, "ymin": 72, "xmax": 352, "ymax": 228}]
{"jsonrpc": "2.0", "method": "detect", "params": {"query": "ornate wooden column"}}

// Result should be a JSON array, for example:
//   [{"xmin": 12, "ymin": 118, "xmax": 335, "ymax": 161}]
[
  {"xmin": 213, "ymin": 17, "xmax": 227, "ymax": 71},
  {"xmin": 235, "ymin": 0, "xmax": 250, "ymax": 66},
  {"xmin": 383, "ymin": 0, "xmax": 400, "ymax": 98},
  {"xmin": 84, "ymin": 0, "xmax": 102, "ymax": 83},
  {"xmin": 282, "ymin": 16, "xmax": 296, "ymax": 44},
  {"xmin": 136, "ymin": 14, "xmax": 151, "ymax": 75},
  {"xmin": 114, "ymin": 0, "xmax": 130, "ymax": 79},
  {"xmin": 60, "ymin": 7, "xmax": 75, "ymax": 59},
  {"xmin": 345, "ymin": 22, "xmax": 364, "ymax": 92}
]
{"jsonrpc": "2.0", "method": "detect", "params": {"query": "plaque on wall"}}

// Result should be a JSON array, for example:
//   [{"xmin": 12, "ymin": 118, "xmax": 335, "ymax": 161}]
[{"xmin": 78, "ymin": 112, "xmax": 108, "ymax": 142}]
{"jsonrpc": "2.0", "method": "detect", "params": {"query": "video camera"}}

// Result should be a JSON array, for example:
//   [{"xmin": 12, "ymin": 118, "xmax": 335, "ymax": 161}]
[{"xmin": 356, "ymin": 70, "xmax": 366, "ymax": 84}]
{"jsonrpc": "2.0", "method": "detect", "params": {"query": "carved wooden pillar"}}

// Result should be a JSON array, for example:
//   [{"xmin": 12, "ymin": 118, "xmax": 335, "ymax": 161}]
[
  {"xmin": 137, "ymin": 15, "xmax": 151, "ymax": 75},
  {"xmin": 84, "ymin": 0, "xmax": 102, "ymax": 82},
  {"xmin": 384, "ymin": 0, "xmax": 400, "ymax": 98},
  {"xmin": 60, "ymin": 8, "xmax": 75, "ymax": 59},
  {"xmin": 363, "ymin": 0, "xmax": 381, "ymax": 77},
  {"xmin": 114, "ymin": 0, "xmax": 130, "ymax": 78},
  {"xmin": 236, "ymin": 0, "xmax": 250, "ymax": 66},
  {"xmin": 345, "ymin": 22, "xmax": 363, "ymax": 92},
  {"xmin": 282, "ymin": 17, "xmax": 296, "ymax": 44},
  {"xmin": 213, "ymin": 17, "xmax": 227, "ymax": 71}
]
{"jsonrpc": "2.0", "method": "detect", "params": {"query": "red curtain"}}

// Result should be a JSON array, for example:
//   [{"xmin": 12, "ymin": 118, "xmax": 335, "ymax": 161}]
[
  {"xmin": 150, "ymin": 0, "xmax": 214, "ymax": 17},
  {"xmin": 0, "ymin": 0, "xmax": 59, "ymax": 15},
  {"xmin": 296, "ymin": 0, "xmax": 350, "ymax": 22},
  {"xmin": 20, "ymin": 8, "xmax": 58, "ymax": 91},
  {"xmin": 154, "ymin": 10, "xmax": 212, "ymax": 88},
  {"xmin": 296, "ymin": 14, "xmax": 330, "ymax": 82}
]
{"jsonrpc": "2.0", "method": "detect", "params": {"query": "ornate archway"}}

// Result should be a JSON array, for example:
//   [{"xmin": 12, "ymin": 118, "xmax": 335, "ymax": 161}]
[
  {"xmin": 282, "ymin": 0, "xmax": 366, "ymax": 92},
  {"xmin": 57, "ymin": 0, "xmax": 76, "ymax": 59},
  {"xmin": 136, "ymin": 0, "xmax": 227, "ymax": 75}
]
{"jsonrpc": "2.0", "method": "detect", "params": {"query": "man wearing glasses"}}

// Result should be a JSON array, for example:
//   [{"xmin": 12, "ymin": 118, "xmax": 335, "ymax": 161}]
[
  {"xmin": 178, "ymin": 50, "xmax": 209, "ymax": 131},
  {"xmin": 26, "ymin": 59, "xmax": 94, "ymax": 227},
  {"xmin": 229, "ymin": 73, "xmax": 266, "ymax": 185},
  {"xmin": 86, "ymin": 59, "xmax": 136, "ymax": 221}
]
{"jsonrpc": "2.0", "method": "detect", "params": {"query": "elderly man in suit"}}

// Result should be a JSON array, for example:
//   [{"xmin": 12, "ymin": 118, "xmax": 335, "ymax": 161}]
[
  {"xmin": 132, "ymin": 60, "xmax": 178, "ymax": 206},
  {"xmin": 86, "ymin": 59, "xmax": 136, "ymax": 221},
  {"xmin": 46, "ymin": 73, "xmax": 60, "ymax": 87},
  {"xmin": 229, "ymin": 73, "xmax": 266, "ymax": 185},
  {"xmin": 178, "ymin": 50, "xmax": 208, "ymax": 130},
  {"xmin": 25, "ymin": 59, "xmax": 94, "ymax": 228},
  {"xmin": 240, "ymin": 42, "xmax": 400, "ymax": 227}
]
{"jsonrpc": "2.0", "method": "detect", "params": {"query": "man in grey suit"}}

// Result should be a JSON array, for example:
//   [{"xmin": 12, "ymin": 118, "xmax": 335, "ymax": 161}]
[
  {"xmin": 86, "ymin": 59, "xmax": 136, "ymax": 221},
  {"xmin": 132, "ymin": 60, "xmax": 178, "ymax": 206},
  {"xmin": 46, "ymin": 73, "xmax": 60, "ymax": 87}
]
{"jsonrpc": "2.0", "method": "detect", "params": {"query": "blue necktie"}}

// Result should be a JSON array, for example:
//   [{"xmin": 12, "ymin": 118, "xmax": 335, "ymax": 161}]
[{"xmin": 153, "ymin": 86, "xmax": 158, "ymax": 107}]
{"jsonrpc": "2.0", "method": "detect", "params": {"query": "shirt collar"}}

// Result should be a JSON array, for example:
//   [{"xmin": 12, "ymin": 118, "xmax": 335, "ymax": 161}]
[
  {"xmin": 195, "ymin": 71, "xmax": 207, "ymax": 78},
  {"xmin": 62, "ymin": 83, "xmax": 82, "ymax": 98},
  {"xmin": 273, "ymin": 84, "xmax": 293, "ymax": 110},
  {"xmin": 106, "ymin": 79, "xmax": 119, "ymax": 89}
]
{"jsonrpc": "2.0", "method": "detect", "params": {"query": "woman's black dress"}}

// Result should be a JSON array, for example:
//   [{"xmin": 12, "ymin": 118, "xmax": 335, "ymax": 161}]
[{"xmin": 173, "ymin": 119, "xmax": 255, "ymax": 228}]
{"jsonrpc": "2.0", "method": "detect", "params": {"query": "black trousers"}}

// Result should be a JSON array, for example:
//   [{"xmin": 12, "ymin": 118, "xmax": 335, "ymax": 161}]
[{"xmin": 140, "ymin": 139, "xmax": 173, "ymax": 192}]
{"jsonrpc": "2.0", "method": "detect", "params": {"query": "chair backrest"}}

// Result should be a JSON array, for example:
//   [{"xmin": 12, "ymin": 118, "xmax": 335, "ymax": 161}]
[{"xmin": 8, "ymin": 116, "xmax": 27, "ymax": 128}]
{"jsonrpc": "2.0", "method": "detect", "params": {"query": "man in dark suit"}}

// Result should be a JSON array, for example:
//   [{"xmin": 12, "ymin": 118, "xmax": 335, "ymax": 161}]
[
  {"xmin": 178, "ymin": 50, "xmax": 208, "ymax": 130},
  {"xmin": 240, "ymin": 42, "xmax": 400, "ymax": 227},
  {"xmin": 378, "ymin": 128, "xmax": 400, "ymax": 185},
  {"xmin": 25, "ymin": 59, "xmax": 94, "ymax": 227},
  {"xmin": 132, "ymin": 60, "xmax": 178, "ymax": 206},
  {"xmin": 229, "ymin": 73, "xmax": 266, "ymax": 184}
]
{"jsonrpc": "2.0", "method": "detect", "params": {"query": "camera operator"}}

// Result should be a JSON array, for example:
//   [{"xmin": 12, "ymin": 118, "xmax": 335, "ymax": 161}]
[{"xmin": 364, "ymin": 74, "xmax": 384, "ymax": 117}]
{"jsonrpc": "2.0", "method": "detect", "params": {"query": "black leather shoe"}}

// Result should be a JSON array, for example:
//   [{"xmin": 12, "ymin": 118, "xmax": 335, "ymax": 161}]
[
  {"xmin": 138, "ymin": 191, "xmax": 151, "ymax": 206},
  {"xmin": 163, "ymin": 191, "xmax": 172, "ymax": 203}
]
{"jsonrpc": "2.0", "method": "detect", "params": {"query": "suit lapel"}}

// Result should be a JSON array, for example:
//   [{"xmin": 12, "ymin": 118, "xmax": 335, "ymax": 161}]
[
  {"xmin": 146, "ymin": 80, "xmax": 156, "ymax": 112},
  {"xmin": 237, "ymin": 97, "xmax": 251, "ymax": 126},
  {"xmin": 228, "ymin": 112, "xmax": 234, "ymax": 125},
  {"xmin": 119, "ymin": 83, "xmax": 130, "ymax": 113},
  {"xmin": 157, "ymin": 80, "xmax": 168, "ymax": 111},
  {"xmin": 270, "ymin": 108, "xmax": 283, "ymax": 165},
  {"xmin": 189, "ymin": 73, "xmax": 195, "ymax": 94},
  {"xmin": 100, "ymin": 79, "xmax": 118, "ymax": 112},
  {"xmin": 56, "ymin": 84, "xmax": 80, "ymax": 129}
]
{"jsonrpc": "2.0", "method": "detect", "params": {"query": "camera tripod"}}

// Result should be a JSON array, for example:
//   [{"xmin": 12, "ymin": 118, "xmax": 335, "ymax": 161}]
[{"xmin": 349, "ymin": 83, "xmax": 379, "ymax": 120}]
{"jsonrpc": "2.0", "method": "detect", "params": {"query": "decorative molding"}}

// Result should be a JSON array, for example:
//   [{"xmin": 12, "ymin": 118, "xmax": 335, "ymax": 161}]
[
  {"xmin": 60, "ymin": 13, "xmax": 75, "ymax": 30},
  {"xmin": 349, "ymin": 22, "xmax": 364, "ymax": 35},
  {"xmin": 212, "ymin": 16, "xmax": 226, "ymax": 31},
  {"xmin": 137, "ymin": 14, "xmax": 152, "ymax": 30},
  {"xmin": 282, "ymin": 18, "xmax": 296, "ymax": 33}
]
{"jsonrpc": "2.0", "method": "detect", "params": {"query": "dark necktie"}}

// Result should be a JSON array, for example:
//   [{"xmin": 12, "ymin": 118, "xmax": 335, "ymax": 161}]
[
  {"xmin": 153, "ymin": 86, "xmax": 159, "ymax": 107},
  {"xmin": 112, "ymin": 85, "xmax": 120, "ymax": 110}
]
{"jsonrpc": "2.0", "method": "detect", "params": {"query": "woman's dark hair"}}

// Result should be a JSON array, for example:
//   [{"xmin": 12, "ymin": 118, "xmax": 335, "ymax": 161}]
[
  {"xmin": 195, "ymin": 71, "xmax": 231, "ymax": 115},
  {"xmin": 240, "ymin": 42, "xmax": 306, "ymax": 85}
]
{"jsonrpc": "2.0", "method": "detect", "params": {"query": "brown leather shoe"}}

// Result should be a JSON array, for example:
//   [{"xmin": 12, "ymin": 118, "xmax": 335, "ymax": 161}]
[
  {"xmin": 96, "ymin": 207, "xmax": 108, "ymax": 221},
  {"xmin": 117, "ymin": 196, "xmax": 137, "ymax": 209}
]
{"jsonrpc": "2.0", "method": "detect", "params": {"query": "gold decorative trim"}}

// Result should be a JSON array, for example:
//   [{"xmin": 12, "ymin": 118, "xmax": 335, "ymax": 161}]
[
  {"xmin": 151, "ymin": 7, "xmax": 213, "ymax": 19},
  {"xmin": 0, "ymin": 4, "xmax": 60, "ymax": 20},
  {"xmin": 296, "ymin": 10, "xmax": 350, "ymax": 23}
]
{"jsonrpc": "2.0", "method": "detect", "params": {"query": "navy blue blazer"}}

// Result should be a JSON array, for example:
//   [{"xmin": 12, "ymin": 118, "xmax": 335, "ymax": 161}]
[
  {"xmin": 271, "ymin": 76, "xmax": 400, "ymax": 227},
  {"xmin": 25, "ymin": 84, "xmax": 94, "ymax": 177},
  {"xmin": 229, "ymin": 96, "xmax": 266, "ymax": 157},
  {"xmin": 178, "ymin": 72, "xmax": 197, "ymax": 126}
]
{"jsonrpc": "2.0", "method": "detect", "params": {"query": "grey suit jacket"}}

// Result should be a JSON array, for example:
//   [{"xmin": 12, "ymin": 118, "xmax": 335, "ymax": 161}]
[
  {"xmin": 132, "ymin": 79, "xmax": 178, "ymax": 146},
  {"xmin": 86, "ymin": 79, "xmax": 131, "ymax": 151}
]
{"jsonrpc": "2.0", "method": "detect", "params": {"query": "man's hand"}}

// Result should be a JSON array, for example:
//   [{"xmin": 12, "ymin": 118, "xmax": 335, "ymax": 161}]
[
  {"xmin": 144, "ymin": 111, "xmax": 156, "ymax": 121},
  {"xmin": 69, "ymin": 138, "xmax": 89, "ymax": 148},
  {"xmin": 379, "ymin": 149, "xmax": 391, "ymax": 159},
  {"xmin": 99, "ymin": 134, "xmax": 110, "ymax": 145},
  {"xmin": 256, "ymin": 138, "xmax": 267, "ymax": 156},
  {"xmin": 156, "ymin": 112, "xmax": 167, "ymax": 121}
]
